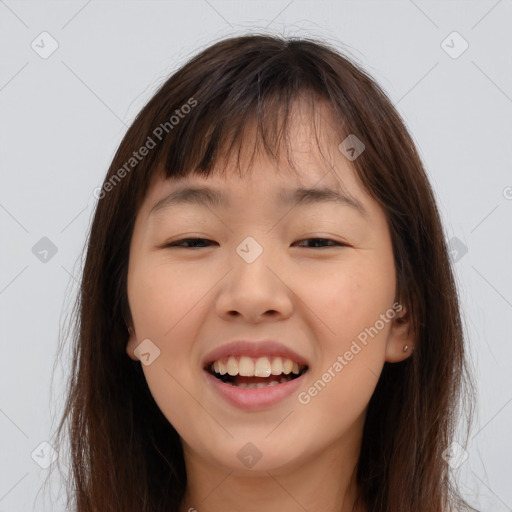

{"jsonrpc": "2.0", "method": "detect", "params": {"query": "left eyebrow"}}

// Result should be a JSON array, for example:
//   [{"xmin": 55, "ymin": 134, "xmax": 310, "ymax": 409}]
[{"xmin": 149, "ymin": 185, "xmax": 367, "ymax": 217}]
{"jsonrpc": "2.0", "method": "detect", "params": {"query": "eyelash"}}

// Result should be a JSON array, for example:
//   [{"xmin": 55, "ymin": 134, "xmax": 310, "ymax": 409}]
[{"xmin": 165, "ymin": 238, "xmax": 346, "ymax": 249}]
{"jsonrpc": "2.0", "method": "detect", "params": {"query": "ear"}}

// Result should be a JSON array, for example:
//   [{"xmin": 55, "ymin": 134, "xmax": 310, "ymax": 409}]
[
  {"xmin": 126, "ymin": 326, "xmax": 139, "ymax": 361},
  {"xmin": 384, "ymin": 306, "xmax": 415, "ymax": 363}
]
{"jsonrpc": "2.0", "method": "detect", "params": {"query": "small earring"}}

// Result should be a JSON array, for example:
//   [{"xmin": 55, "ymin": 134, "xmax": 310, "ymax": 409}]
[{"xmin": 403, "ymin": 345, "xmax": 409, "ymax": 352}]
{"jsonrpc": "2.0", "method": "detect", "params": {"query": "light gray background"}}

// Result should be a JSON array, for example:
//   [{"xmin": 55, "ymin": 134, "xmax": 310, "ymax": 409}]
[{"xmin": 1, "ymin": 1, "xmax": 511, "ymax": 511}]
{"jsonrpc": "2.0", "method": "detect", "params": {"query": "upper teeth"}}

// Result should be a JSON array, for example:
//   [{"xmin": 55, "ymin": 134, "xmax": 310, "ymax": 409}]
[{"xmin": 211, "ymin": 356, "xmax": 303, "ymax": 377}]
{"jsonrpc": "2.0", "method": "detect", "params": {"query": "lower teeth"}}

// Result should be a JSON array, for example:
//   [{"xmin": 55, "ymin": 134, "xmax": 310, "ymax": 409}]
[{"xmin": 230, "ymin": 377, "xmax": 292, "ymax": 388}]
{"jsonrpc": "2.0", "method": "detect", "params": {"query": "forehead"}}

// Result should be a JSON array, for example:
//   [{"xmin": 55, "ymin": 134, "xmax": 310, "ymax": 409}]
[
  {"xmin": 141, "ymin": 99, "xmax": 369, "ymax": 215},
  {"xmin": 139, "ymin": 169, "xmax": 375, "ymax": 242},
  {"xmin": 143, "ymin": 152, "xmax": 366, "ymax": 218}
]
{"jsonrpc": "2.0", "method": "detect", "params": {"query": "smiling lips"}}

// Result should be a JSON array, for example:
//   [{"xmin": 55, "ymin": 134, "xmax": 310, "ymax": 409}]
[
  {"xmin": 203, "ymin": 340, "xmax": 309, "ymax": 390},
  {"xmin": 203, "ymin": 339, "xmax": 309, "ymax": 366},
  {"xmin": 212, "ymin": 355, "xmax": 303, "ymax": 377}
]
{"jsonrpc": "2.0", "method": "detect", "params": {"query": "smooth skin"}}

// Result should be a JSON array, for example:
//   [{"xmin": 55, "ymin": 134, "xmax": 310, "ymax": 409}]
[{"xmin": 126, "ymin": 101, "xmax": 415, "ymax": 512}]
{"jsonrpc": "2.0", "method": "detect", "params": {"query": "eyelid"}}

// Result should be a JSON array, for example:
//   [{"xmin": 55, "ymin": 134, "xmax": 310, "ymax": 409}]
[{"xmin": 163, "ymin": 237, "xmax": 349, "ymax": 249}]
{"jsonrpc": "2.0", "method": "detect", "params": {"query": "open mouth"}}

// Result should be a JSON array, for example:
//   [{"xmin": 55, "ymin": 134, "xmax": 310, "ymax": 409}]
[{"xmin": 205, "ymin": 356, "xmax": 309, "ymax": 389}]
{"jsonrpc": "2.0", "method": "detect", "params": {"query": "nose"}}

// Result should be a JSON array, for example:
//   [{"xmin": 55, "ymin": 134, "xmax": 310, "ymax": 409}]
[{"xmin": 214, "ymin": 240, "xmax": 293, "ymax": 323}]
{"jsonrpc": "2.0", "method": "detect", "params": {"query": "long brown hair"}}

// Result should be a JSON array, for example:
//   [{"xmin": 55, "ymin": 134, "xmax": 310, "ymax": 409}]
[{"xmin": 48, "ymin": 33, "xmax": 478, "ymax": 512}]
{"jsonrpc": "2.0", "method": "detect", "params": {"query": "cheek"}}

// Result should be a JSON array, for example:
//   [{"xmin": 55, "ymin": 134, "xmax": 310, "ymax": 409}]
[
  {"xmin": 296, "ymin": 252, "xmax": 396, "ymax": 409},
  {"xmin": 302, "ymin": 258, "xmax": 395, "ymax": 340},
  {"xmin": 294, "ymin": 269, "xmax": 393, "ymax": 443},
  {"xmin": 128, "ymin": 263, "xmax": 208, "ymax": 432},
  {"xmin": 128, "ymin": 261, "xmax": 206, "ymax": 333},
  {"xmin": 127, "ymin": 262, "xmax": 203, "ymax": 388}
]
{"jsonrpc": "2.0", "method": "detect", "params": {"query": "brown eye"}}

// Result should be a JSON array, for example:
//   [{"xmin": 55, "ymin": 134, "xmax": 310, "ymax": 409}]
[
  {"xmin": 165, "ymin": 238, "xmax": 216, "ymax": 248},
  {"xmin": 164, "ymin": 238, "xmax": 346, "ymax": 249},
  {"xmin": 292, "ymin": 238, "xmax": 345, "ymax": 248}
]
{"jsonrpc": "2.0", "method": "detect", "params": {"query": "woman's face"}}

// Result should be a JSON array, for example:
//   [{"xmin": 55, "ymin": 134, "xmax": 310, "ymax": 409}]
[{"xmin": 126, "ymin": 105, "xmax": 413, "ymax": 474}]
